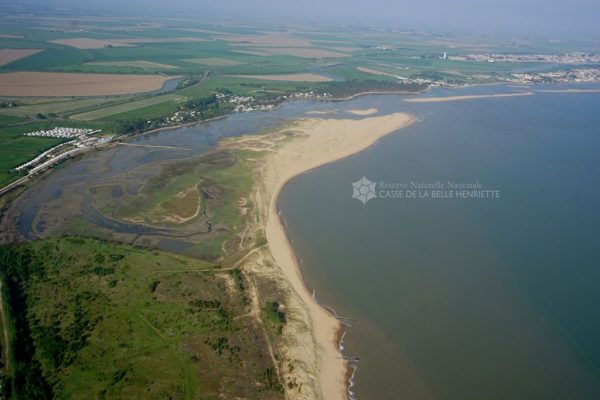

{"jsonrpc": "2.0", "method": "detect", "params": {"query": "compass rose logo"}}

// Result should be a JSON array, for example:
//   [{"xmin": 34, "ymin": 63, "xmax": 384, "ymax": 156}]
[{"xmin": 351, "ymin": 176, "xmax": 377, "ymax": 204}]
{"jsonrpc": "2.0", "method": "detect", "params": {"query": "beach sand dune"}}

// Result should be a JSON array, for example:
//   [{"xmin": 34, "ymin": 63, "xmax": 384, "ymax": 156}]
[{"xmin": 252, "ymin": 112, "xmax": 416, "ymax": 399}]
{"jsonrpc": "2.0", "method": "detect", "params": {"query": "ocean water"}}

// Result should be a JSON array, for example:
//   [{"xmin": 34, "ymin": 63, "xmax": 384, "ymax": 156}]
[{"xmin": 278, "ymin": 88, "xmax": 600, "ymax": 399}]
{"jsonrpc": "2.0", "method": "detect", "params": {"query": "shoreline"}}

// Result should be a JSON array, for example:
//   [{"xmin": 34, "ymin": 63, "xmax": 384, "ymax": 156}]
[
  {"xmin": 261, "ymin": 113, "xmax": 417, "ymax": 399},
  {"xmin": 0, "ymin": 81, "xmax": 520, "ymax": 198},
  {"xmin": 326, "ymin": 88, "xmax": 428, "ymax": 101}
]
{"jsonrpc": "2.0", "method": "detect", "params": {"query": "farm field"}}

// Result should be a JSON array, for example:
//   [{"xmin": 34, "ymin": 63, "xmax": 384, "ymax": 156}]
[
  {"xmin": 71, "ymin": 93, "xmax": 188, "ymax": 121},
  {"xmin": 228, "ymin": 73, "xmax": 334, "ymax": 82},
  {"xmin": 183, "ymin": 57, "xmax": 245, "ymax": 66},
  {"xmin": 246, "ymin": 46, "xmax": 350, "ymax": 58},
  {"xmin": 356, "ymin": 66, "xmax": 398, "ymax": 77},
  {"xmin": 49, "ymin": 37, "xmax": 208, "ymax": 49},
  {"xmin": 0, "ymin": 97, "xmax": 126, "ymax": 117},
  {"xmin": 0, "ymin": 49, "xmax": 42, "ymax": 66},
  {"xmin": 0, "ymin": 72, "xmax": 176, "ymax": 97},
  {"xmin": 216, "ymin": 33, "xmax": 313, "ymax": 47},
  {"xmin": 48, "ymin": 38, "xmax": 135, "ymax": 49},
  {"xmin": 84, "ymin": 60, "xmax": 179, "ymax": 69}
]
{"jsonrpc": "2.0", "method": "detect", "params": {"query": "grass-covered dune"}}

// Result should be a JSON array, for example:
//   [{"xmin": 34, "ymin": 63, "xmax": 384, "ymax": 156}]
[{"xmin": 0, "ymin": 237, "xmax": 284, "ymax": 400}]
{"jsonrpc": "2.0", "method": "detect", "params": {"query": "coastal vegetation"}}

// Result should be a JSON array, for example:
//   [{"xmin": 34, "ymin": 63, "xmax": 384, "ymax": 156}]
[{"xmin": 0, "ymin": 237, "xmax": 285, "ymax": 399}]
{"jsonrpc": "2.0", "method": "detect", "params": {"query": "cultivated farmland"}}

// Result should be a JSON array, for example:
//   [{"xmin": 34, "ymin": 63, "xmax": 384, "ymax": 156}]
[
  {"xmin": 227, "ymin": 73, "xmax": 334, "ymax": 82},
  {"xmin": 247, "ymin": 47, "xmax": 350, "ymax": 58},
  {"xmin": 48, "ymin": 38, "xmax": 135, "ymax": 49},
  {"xmin": 0, "ymin": 49, "xmax": 42, "ymax": 66},
  {"xmin": 183, "ymin": 57, "xmax": 245, "ymax": 66},
  {"xmin": 0, "ymin": 72, "xmax": 177, "ymax": 97},
  {"xmin": 84, "ymin": 60, "xmax": 179, "ymax": 69},
  {"xmin": 71, "ymin": 94, "xmax": 187, "ymax": 121},
  {"xmin": 50, "ymin": 36, "xmax": 207, "ymax": 49}
]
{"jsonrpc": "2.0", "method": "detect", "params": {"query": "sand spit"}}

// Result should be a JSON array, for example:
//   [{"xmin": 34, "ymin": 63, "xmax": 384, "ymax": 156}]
[
  {"xmin": 347, "ymin": 108, "xmax": 378, "ymax": 115},
  {"xmin": 535, "ymin": 88, "xmax": 600, "ymax": 93},
  {"xmin": 404, "ymin": 92, "xmax": 533, "ymax": 103},
  {"xmin": 305, "ymin": 110, "xmax": 336, "ymax": 115}
]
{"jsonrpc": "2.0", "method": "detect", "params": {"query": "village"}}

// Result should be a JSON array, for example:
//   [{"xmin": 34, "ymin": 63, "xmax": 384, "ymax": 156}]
[
  {"xmin": 23, "ymin": 126, "xmax": 97, "ymax": 138},
  {"xmin": 448, "ymin": 52, "xmax": 600, "ymax": 64},
  {"xmin": 510, "ymin": 68, "xmax": 600, "ymax": 83},
  {"xmin": 13, "ymin": 127, "xmax": 106, "ymax": 175}
]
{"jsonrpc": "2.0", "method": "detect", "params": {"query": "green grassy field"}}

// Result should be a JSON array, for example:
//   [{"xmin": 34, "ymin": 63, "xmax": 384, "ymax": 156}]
[
  {"xmin": 0, "ymin": 97, "xmax": 127, "ymax": 117},
  {"xmin": 0, "ymin": 115, "xmax": 25, "ymax": 125},
  {"xmin": 98, "ymin": 99, "xmax": 186, "ymax": 124},
  {"xmin": 0, "ymin": 237, "xmax": 284, "ymax": 400},
  {"xmin": 71, "ymin": 94, "xmax": 188, "ymax": 121}
]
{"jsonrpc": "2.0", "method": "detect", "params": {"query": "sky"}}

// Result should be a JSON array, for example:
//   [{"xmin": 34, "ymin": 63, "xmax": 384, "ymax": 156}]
[{"xmin": 10, "ymin": 0, "xmax": 600, "ymax": 39}]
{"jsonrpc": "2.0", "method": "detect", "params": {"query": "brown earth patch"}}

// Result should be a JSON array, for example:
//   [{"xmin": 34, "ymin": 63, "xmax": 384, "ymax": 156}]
[
  {"xmin": 0, "ymin": 72, "xmax": 176, "ymax": 97},
  {"xmin": 50, "ymin": 36, "xmax": 206, "ymax": 49},
  {"xmin": 49, "ymin": 38, "xmax": 135, "ymax": 49},
  {"xmin": 0, "ymin": 49, "xmax": 42, "ymax": 66},
  {"xmin": 217, "ymin": 34, "xmax": 312, "ymax": 47}
]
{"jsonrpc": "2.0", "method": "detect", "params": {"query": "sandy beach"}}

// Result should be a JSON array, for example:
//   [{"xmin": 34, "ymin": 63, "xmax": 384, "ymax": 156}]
[
  {"xmin": 404, "ymin": 91, "xmax": 533, "ymax": 102},
  {"xmin": 347, "ymin": 108, "xmax": 378, "ymax": 115},
  {"xmin": 256, "ymin": 112, "xmax": 416, "ymax": 399}
]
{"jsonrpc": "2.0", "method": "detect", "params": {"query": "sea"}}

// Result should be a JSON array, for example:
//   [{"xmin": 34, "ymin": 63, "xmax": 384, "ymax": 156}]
[{"xmin": 278, "ymin": 84, "xmax": 600, "ymax": 399}]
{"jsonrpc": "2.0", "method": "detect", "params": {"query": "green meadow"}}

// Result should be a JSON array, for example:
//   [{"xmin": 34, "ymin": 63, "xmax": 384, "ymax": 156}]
[{"xmin": 0, "ymin": 237, "xmax": 284, "ymax": 399}]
